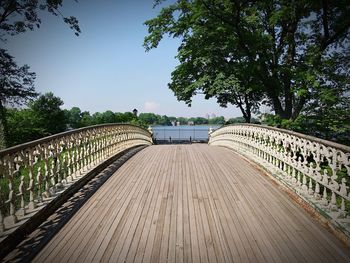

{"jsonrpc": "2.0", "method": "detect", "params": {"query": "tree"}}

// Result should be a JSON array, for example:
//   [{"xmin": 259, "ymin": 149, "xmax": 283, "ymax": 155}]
[
  {"xmin": 6, "ymin": 108, "xmax": 45, "ymax": 146},
  {"xmin": 65, "ymin": 107, "xmax": 82, "ymax": 129},
  {"xmin": 194, "ymin": 117, "xmax": 209, "ymax": 125},
  {"xmin": 0, "ymin": 49, "xmax": 37, "ymax": 148},
  {"xmin": 91, "ymin": 112, "xmax": 103, "ymax": 125},
  {"xmin": 158, "ymin": 115, "xmax": 171, "ymax": 126},
  {"xmin": 0, "ymin": 0, "xmax": 80, "ymax": 148},
  {"xmin": 139, "ymin": 113, "xmax": 159, "ymax": 125},
  {"xmin": 144, "ymin": 0, "xmax": 350, "ymax": 122},
  {"xmin": 208, "ymin": 116, "xmax": 225, "ymax": 125},
  {"xmin": 80, "ymin": 111, "xmax": 92, "ymax": 127},
  {"xmin": 101, "ymin": 110, "xmax": 116, "ymax": 123},
  {"xmin": 29, "ymin": 92, "xmax": 67, "ymax": 135},
  {"xmin": 123, "ymin": 112, "xmax": 137, "ymax": 122},
  {"xmin": 226, "ymin": 117, "xmax": 246, "ymax": 124},
  {"xmin": 177, "ymin": 117, "xmax": 188, "ymax": 125},
  {"xmin": 0, "ymin": 0, "xmax": 80, "ymax": 40}
]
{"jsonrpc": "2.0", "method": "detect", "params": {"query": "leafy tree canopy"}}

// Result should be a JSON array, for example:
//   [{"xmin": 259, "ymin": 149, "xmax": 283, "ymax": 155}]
[
  {"xmin": 0, "ymin": 0, "xmax": 80, "ymax": 148},
  {"xmin": 6, "ymin": 108, "xmax": 45, "ymax": 146},
  {"xmin": 0, "ymin": 49, "xmax": 37, "ymax": 106},
  {"xmin": 29, "ymin": 92, "xmax": 66, "ymax": 135},
  {"xmin": 144, "ymin": 0, "xmax": 350, "ymax": 123},
  {"xmin": 0, "ymin": 0, "xmax": 80, "ymax": 40},
  {"xmin": 0, "ymin": 49, "xmax": 37, "ymax": 148}
]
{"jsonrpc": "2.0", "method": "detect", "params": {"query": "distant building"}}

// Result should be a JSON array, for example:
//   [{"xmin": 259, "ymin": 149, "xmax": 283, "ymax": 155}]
[
  {"xmin": 176, "ymin": 121, "xmax": 180, "ymax": 126},
  {"xmin": 188, "ymin": 121, "xmax": 194, "ymax": 126},
  {"xmin": 211, "ymin": 113, "xmax": 216, "ymax": 119},
  {"xmin": 132, "ymin": 108, "xmax": 138, "ymax": 117},
  {"xmin": 171, "ymin": 121, "xmax": 176, "ymax": 126}
]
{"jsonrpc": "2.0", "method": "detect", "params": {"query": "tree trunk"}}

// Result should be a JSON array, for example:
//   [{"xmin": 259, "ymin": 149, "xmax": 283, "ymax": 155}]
[
  {"xmin": 243, "ymin": 94, "xmax": 252, "ymax": 123},
  {"xmin": 234, "ymin": 96, "xmax": 251, "ymax": 123}
]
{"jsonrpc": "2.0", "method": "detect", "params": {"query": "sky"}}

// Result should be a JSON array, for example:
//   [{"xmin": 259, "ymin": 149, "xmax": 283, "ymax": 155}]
[{"xmin": 4, "ymin": 0, "xmax": 243, "ymax": 119}]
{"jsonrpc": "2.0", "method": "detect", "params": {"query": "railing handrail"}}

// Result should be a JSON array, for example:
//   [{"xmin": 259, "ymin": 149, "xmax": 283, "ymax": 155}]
[
  {"xmin": 211, "ymin": 123, "xmax": 350, "ymax": 152},
  {"xmin": 0, "ymin": 123, "xmax": 151, "ymax": 156}
]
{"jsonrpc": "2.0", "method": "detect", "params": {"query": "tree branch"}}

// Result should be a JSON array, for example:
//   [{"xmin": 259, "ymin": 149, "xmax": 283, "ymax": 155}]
[
  {"xmin": 322, "ymin": 0, "xmax": 330, "ymax": 40},
  {"xmin": 321, "ymin": 21, "xmax": 350, "ymax": 51}
]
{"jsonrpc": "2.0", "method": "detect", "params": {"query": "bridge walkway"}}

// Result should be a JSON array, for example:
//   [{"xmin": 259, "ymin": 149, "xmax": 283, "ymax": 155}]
[{"xmin": 33, "ymin": 144, "xmax": 350, "ymax": 262}]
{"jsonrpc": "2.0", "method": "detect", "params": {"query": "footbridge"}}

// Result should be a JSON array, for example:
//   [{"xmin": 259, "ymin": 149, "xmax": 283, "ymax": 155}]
[{"xmin": 0, "ymin": 124, "xmax": 350, "ymax": 262}]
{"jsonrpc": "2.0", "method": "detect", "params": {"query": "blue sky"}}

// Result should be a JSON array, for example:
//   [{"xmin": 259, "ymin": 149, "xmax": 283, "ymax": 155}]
[{"xmin": 5, "ymin": 0, "xmax": 242, "ymax": 118}]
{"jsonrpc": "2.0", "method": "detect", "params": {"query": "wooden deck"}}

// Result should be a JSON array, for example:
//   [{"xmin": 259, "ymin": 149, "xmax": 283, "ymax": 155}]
[{"xmin": 34, "ymin": 145, "xmax": 350, "ymax": 262}]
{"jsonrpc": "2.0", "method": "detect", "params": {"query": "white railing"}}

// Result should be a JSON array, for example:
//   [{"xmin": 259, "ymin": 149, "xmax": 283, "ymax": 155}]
[
  {"xmin": 0, "ymin": 124, "xmax": 152, "ymax": 234},
  {"xmin": 209, "ymin": 124, "xmax": 350, "ymax": 235}
]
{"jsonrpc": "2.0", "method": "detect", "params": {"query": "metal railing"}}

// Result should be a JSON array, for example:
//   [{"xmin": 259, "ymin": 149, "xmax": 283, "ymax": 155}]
[
  {"xmin": 152, "ymin": 126, "xmax": 219, "ymax": 143},
  {"xmin": 0, "ymin": 124, "xmax": 152, "ymax": 234},
  {"xmin": 209, "ymin": 124, "xmax": 350, "ymax": 235}
]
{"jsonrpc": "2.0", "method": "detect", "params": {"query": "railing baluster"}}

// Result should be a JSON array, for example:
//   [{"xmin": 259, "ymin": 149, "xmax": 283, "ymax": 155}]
[
  {"xmin": 0, "ymin": 124, "xmax": 152, "ymax": 234},
  {"xmin": 0, "ymin": 185, "xmax": 4, "ymax": 232},
  {"xmin": 7, "ymin": 155, "xmax": 17, "ymax": 224},
  {"xmin": 209, "ymin": 124, "xmax": 350, "ymax": 236}
]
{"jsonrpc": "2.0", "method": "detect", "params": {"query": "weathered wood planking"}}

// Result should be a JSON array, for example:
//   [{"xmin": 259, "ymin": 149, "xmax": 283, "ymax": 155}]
[{"xmin": 34, "ymin": 145, "xmax": 350, "ymax": 263}]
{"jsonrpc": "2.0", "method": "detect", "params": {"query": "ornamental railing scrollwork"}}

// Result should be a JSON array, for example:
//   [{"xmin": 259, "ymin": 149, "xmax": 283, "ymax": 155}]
[
  {"xmin": 209, "ymin": 124, "xmax": 350, "ymax": 236},
  {"xmin": 0, "ymin": 124, "xmax": 152, "ymax": 235}
]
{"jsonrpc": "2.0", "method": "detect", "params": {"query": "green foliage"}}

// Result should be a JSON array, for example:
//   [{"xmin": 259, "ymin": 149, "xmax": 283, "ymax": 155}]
[
  {"xmin": 0, "ymin": 49, "xmax": 37, "ymax": 106},
  {"xmin": 0, "ymin": 0, "xmax": 80, "ymax": 40},
  {"xmin": 80, "ymin": 111, "xmax": 92, "ymax": 127},
  {"xmin": 262, "ymin": 107, "xmax": 350, "ymax": 146},
  {"xmin": 144, "ymin": 0, "xmax": 350, "ymax": 123},
  {"xmin": 29, "ymin": 92, "xmax": 67, "ymax": 135},
  {"xmin": 226, "ymin": 117, "xmax": 246, "ymax": 124},
  {"xmin": 5, "ymin": 92, "xmax": 67, "ymax": 146},
  {"xmin": 0, "ymin": 0, "xmax": 80, "ymax": 148},
  {"xmin": 63, "ymin": 109, "xmax": 140, "ymax": 129},
  {"xmin": 208, "ymin": 116, "xmax": 225, "ymax": 125},
  {"xmin": 139, "ymin": 113, "xmax": 159, "ymax": 125},
  {"xmin": 6, "ymin": 108, "xmax": 45, "ymax": 146},
  {"xmin": 188, "ymin": 117, "xmax": 208, "ymax": 125},
  {"xmin": 177, "ymin": 117, "xmax": 188, "ymax": 125},
  {"xmin": 64, "ymin": 107, "xmax": 82, "ymax": 129},
  {"xmin": 158, "ymin": 115, "xmax": 171, "ymax": 126},
  {"xmin": 0, "ymin": 49, "xmax": 37, "ymax": 148}
]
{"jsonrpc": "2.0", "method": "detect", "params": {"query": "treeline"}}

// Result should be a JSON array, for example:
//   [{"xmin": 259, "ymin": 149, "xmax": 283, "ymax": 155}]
[
  {"xmin": 6, "ymin": 92, "xmax": 141, "ymax": 147},
  {"xmin": 137, "ymin": 113, "xmax": 231, "ymax": 126},
  {"xmin": 6, "ymin": 91, "xmax": 349, "ymax": 148},
  {"xmin": 65, "ymin": 108, "xmax": 229, "ymax": 128},
  {"xmin": 5, "ymin": 92, "xmax": 240, "ymax": 147}
]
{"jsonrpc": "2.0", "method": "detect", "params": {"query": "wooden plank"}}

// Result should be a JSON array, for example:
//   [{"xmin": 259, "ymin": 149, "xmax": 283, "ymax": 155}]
[
  {"xmin": 215, "ymin": 147, "xmax": 302, "ymax": 262},
  {"xmin": 98, "ymin": 147, "xmax": 163, "ymax": 262},
  {"xmin": 34, "ymin": 149, "xmax": 143, "ymax": 262},
  {"xmin": 158, "ymin": 146, "xmax": 176, "ymax": 263},
  {"xmin": 190, "ymin": 147, "xmax": 220, "ymax": 263},
  {"xmin": 175, "ymin": 146, "xmax": 184, "ymax": 263},
  {"xmin": 188, "ymin": 146, "xmax": 209, "ymax": 263},
  {"xmin": 128, "ymin": 146, "xmax": 171, "ymax": 263},
  {"xmin": 181, "ymin": 147, "xmax": 192, "ymax": 263},
  {"xmin": 141, "ymin": 148, "xmax": 172, "ymax": 263},
  {"xmin": 33, "ymin": 145, "xmax": 350, "ymax": 263}
]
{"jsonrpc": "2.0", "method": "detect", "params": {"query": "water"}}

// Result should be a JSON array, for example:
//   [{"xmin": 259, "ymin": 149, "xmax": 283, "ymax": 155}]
[{"xmin": 151, "ymin": 125, "xmax": 221, "ymax": 142}]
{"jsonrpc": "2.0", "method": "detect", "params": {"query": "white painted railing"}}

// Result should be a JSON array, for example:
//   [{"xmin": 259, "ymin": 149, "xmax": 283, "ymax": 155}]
[
  {"xmin": 209, "ymin": 124, "xmax": 350, "ymax": 235},
  {"xmin": 0, "ymin": 124, "xmax": 152, "ymax": 234}
]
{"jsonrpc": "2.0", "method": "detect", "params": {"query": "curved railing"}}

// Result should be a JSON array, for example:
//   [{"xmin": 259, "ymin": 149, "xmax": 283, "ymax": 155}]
[
  {"xmin": 0, "ymin": 124, "xmax": 152, "ymax": 234},
  {"xmin": 209, "ymin": 124, "xmax": 350, "ymax": 235}
]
